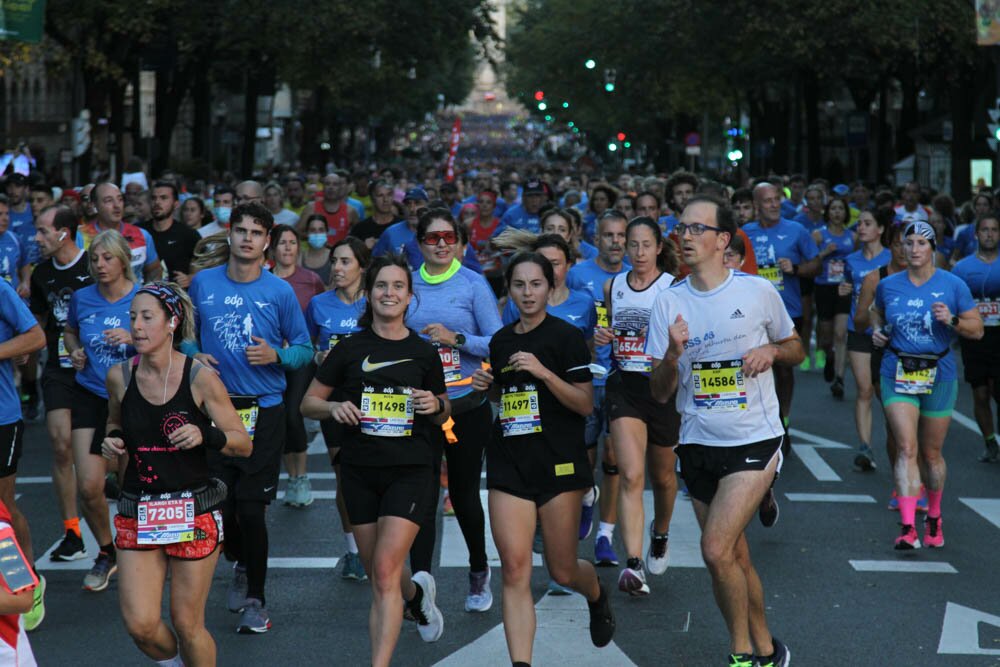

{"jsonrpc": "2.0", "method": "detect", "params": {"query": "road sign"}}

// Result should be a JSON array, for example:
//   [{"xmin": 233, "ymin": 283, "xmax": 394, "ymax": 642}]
[
  {"xmin": 685, "ymin": 146, "xmax": 701, "ymax": 156},
  {"xmin": 684, "ymin": 132, "xmax": 700, "ymax": 147}
]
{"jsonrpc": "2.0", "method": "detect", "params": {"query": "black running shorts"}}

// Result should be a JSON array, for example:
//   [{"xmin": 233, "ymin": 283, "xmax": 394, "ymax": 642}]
[
  {"xmin": 676, "ymin": 436, "xmax": 783, "ymax": 505},
  {"xmin": 339, "ymin": 462, "xmax": 433, "ymax": 525}
]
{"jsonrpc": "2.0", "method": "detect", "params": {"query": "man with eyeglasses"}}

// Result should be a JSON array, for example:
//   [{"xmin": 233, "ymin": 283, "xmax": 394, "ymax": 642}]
[{"xmin": 648, "ymin": 194, "xmax": 798, "ymax": 667}]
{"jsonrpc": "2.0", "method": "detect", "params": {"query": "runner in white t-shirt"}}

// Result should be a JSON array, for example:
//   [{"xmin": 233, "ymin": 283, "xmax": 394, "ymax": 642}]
[{"xmin": 647, "ymin": 194, "xmax": 799, "ymax": 667}]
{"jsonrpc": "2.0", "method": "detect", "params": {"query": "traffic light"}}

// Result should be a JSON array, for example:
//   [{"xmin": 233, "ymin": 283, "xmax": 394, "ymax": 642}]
[
  {"xmin": 727, "ymin": 149, "xmax": 744, "ymax": 162},
  {"xmin": 538, "ymin": 102, "xmax": 547, "ymax": 111},
  {"xmin": 616, "ymin": 132, "xmax": 626, "ymax": 141},
  {"xmin": 585, "ymin": 59, "xmax": 596, "ymax": 69},
  {"xmin": 534, "ymin": 90, "xmax": 545, "ymax": 101},
  {"xmin": 623, "ymin": 141, "xmax": 631, "ymax": 148},
  {"xmin": 607, "ymin": 142, "xmax": 618, "ymax": 152},
  {"xmin": 989, "ymin": 98, "xmax": 1000, "ymax": 151},
  {"xmin": 562, "ymin": 102, "xmax": 569, "ymax": 109},
  {"xmin": 604, "ymin": 68, "xmax": 616, "ymax": 93}
]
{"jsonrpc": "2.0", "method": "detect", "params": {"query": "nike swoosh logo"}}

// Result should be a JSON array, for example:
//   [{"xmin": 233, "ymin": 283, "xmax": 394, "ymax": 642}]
[
  {"xmin": 264, "ymin": 486, "xmax": 275, "ymax": 493},
  {"xmin": 361, "ymin": 355, "xmax": 413, "ymax": 372},
  {"xmin": 745, "ymin": 458, "xmax": 760, "ymax": 464}
]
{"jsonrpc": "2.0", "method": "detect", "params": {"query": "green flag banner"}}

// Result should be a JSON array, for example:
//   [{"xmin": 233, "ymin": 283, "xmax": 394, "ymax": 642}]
[{"xmin": 0, "ymin": 0, "xmax": 46, "ymax": 44}]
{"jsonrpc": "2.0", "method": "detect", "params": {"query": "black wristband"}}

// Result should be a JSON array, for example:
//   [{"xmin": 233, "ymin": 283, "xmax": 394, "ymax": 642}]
[
  {"xmin": 200, "ymin": 425, "xmax": 228, "ymax": 451},
  {"xmin": 431, "ymin": 396, "xmax": 445, "ymax": 416},
  {"xmin": 107, "ymin": 428, "xmax": 125, "ymax": 440}
]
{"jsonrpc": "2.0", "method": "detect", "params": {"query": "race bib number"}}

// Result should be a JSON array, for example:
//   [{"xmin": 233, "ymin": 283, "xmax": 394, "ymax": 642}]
[
  {"xmin": 978, "ymin": 299, "xmax": 999, "ymax": 327},
  {"xmin": 595, "ymin": 302, "xmax": 609, "ymax": 329},
  {"xmin": 57, "ymin": 332, "xmax": 72, "ymax": 369},
  {"xmin": 137, "ymin": 496, "xmax": 196, "ymax": 545},
  {"xmin": 692, "ymin": 360, "xmax": 747, "ymax": 411},
  {"xmin": 500, "ymin": 385, "xmax": 541, "ymax": 437},
  {"xmin": 894, "ymin": 361, "xmax": 936, "ymax": 395},
  {"xmin": 612, "ymin": 329, "xmax": 651, "ymax": 373},
  {"xmin": 327, "ymin": 332, "xmax": 354, "ymax": 350},
  {"xmin": 229, "ymin": 395, "xmax": 259, "ymax": 441},
  {"xmin": 826, "ymin": 259, "xmax": 845, "ymax": 283},
  {"xmin": 759, "ymin": 266, "xmax": 784, "ymax": 291},
  {"xmin": 437, "ymin": 345, "xmax": 462, "ymax": 383},
  {"xmin": 360, "ymin": 385, "xmax": 413, "ymax": 437}
]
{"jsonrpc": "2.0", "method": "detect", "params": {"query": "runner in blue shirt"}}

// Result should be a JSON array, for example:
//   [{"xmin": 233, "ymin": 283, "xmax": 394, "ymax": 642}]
[
  {"xmin": 64, "ymin": 229, "xmax": 140, "ymax": 594},
  {"xmin": 304, "ymin": 236, "xmax": 369, "ymax": 582},
  {"xmin": 0, "ymin": 278, "xmax": 45, "ymax": 626},
  {"xmin": 872, "ymin": 221, "xmax": 983, "ymax": 551},
  {"xmin": 566, "ymin": 210, "xmax": 629, "ymax": 565},
  {"xmin": 745, "ymin": 183, "xmax": 820, "ymax": 445},
  {"xmin": 841, "ymin": 210, "xmax": 891, "ymax": 470},
  {"xmin": 186, "ymin": 201, "xmax": 311, "ymax": 633},
  {"xmin": 493, "ymin": 179, "xmax": 548, "ymax": 236},
  {"xmin": 951, "ymin": 213, "xmax": 1000, "ymax": 463},
  {"xmin": 812, "ymin": 198, "xmax": 857, "ymax": 397}
]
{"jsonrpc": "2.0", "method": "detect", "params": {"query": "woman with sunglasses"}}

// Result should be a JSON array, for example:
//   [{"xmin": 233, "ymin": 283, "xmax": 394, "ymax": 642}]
[
  {"xmin": 593, "ymin": 216, "xmax": 679, "ymax": 597},
  {"xmin": 871, "ymin": 221, "xmax": 982, "ymax": 549},
  {"xmin": 470, "ymin": 252, "xmax": 615, "ymax": 666},
  {"xmin": 305, "ymin": 237, "xmax": 370, "ymax": 581},
  {"xmin": 407, "ymin": 207, "xmax": 503, "ymax": 613}
]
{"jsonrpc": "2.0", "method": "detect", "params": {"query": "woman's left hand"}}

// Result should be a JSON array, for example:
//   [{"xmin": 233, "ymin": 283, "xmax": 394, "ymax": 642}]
[
  {"xmin": 508, "ymin": 351, "xmax": 549, "ymax": 381},
  {"xmin": 168, "ymin": 424, "xmax": 204, "ymax": 450},
  {"xmin": 421, "ymin": 323, "xmax": 457, "ymax": 347},
  {"xmin": 410, "ymin": 388, "xmax": 441, "ymax": 415},
  {"xmin": 931, "ymin": 302, "xmax": 953, "ymax": 325}
]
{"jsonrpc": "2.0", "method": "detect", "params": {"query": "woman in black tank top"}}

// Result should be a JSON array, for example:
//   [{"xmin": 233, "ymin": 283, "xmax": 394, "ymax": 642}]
[{"xmin": 100, "ymin": 282, "xmax": 251, "ymax": 667}]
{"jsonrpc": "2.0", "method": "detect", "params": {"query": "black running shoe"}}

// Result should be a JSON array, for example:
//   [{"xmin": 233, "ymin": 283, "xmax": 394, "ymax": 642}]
[
  {"xmin": 50, "ymin": 530, "xmax": 87, "ymax": 562},
  {"xmin": 830, "ymin": 377, "xmax": 844, "ymax": 399},
  {"xmin": 759, "ymin": 488, "xmax": 779, "ymax": 528},
  {"xmin": 823, "ymin": 350, "xmax": 835, "ymax": 382},
  {"xmin": 587, "ymin": 585, "xmax": 615, "ymax": 647}
]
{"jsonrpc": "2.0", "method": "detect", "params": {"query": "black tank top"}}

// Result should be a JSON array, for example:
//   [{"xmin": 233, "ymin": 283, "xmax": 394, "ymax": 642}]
[{"xmin": 121, "ymin": 356, "xmax": 213, "ymax": 494}]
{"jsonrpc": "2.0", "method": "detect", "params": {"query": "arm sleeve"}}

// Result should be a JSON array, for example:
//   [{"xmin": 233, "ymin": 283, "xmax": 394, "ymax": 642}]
[
  {"xmin": 275, "ymin": 342, "xmax": 313, "ymax": 370},
  {"xmin": 646, "ymin": 291, "xmax": 674, "ymax": 360},
  {"xmin": 465, "ymin": 275, "xmax": 504, "ymax": 357},
  {"xmin": 764, "ymin": 283, "xmax": 796, "ymax": 342}
]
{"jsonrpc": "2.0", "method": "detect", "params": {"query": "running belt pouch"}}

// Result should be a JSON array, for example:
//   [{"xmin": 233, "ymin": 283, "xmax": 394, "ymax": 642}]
[
  {"xmin": 117, "ymin": 478, "xmax": 228, "ymax": 518},
  {"xmin": 892, "ymin": 348, "xmax": 946, "ymax": 372}
]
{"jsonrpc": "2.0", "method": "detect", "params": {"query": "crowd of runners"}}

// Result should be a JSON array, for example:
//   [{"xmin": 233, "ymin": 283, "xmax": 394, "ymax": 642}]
[{"xmin": 0, "ymin": 161, "xmax": 995, "ymax": 667}]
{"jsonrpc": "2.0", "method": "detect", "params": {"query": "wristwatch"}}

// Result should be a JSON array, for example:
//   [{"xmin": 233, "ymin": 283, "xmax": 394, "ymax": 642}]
[
  {"xmin": 454, "ymin": 333, "xmax": 466, "ymax": 347},
  {"xmin": 949, "ymin": 315, "xmax": 959, "ymax": 328}
]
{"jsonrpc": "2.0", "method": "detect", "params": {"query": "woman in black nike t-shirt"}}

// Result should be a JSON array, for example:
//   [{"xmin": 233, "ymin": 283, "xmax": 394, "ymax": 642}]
[
  {"xmin": 301, "ymin": 254, "xmax": 451, "ymax": 667},
  {"xmin": 471, "ymin": 252, "xmax": 615, "ymax": 667}
]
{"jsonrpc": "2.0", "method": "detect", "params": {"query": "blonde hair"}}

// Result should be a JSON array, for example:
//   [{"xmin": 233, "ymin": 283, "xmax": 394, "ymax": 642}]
[
  {"xmin": 89, "ymin": 229, "xmax": 137, "ymax": 284},
  {"xmin": 189, "ymin": 232, "xmax": 230, "ymax": 274}
]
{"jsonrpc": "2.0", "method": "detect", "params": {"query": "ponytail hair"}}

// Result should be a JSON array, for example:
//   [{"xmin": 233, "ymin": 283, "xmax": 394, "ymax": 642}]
[{"xmin": 358, "ymin": 253, "xmax": 412, "ymax": 329}]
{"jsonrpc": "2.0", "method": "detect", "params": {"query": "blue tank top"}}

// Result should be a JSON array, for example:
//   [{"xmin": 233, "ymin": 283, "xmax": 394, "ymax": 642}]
[{"xmin": 814, "ymin": 227, "xmax": 856, "ymax": 286}]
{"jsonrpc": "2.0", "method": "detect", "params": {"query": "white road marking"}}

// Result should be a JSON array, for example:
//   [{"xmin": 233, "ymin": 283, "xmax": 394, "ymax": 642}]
[
  {"xmin": 788, "ymin": 428, "xmax": 852, "ymax": 449},
  {"xmin": 439, "ymin": 490, "xmax": 542, "ymax": 568},
  {"xmin": 277, "ymin": 490, "xmax": 337, "ymax": 501},
  {"xmin": 268, "ymin": 557, "xmax": 339, "ymax": 569},
  {"xmin": 958, "ymin": 497, "xmax": 1000, "ymax": 530},
  {"xmin": 790, "ymin": 444, "xmax": 843, "ymax": 482},
  {"xmin": 785, "ymin": 493, "xmax": 876, "ymax": 503},
  {"xmin": 938, "ymin": 602, "xmax": 1000, "ymax": 655},
  {"xmin": 433, "ymin": 591, "xmax": 637, "ymax": 666},
  {"xmin": 950, "ymin": 410, "xmax": 980, "ymax": 435},
  {"xmin": 849, "ymin": 560, "xmax": 957, "ymax": 574}
]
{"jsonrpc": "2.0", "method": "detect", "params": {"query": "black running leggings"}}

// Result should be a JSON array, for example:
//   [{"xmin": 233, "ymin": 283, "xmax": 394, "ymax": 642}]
[
  {"xmin": 444, "ymin": 401, "xmax": 490, "ymax": 572},
  {"xmin": 222, "ymin": 499, "xmax": 269, "ymax": 605}
]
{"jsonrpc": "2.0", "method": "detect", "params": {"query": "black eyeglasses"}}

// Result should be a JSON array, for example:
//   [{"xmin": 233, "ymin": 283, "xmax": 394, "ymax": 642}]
[{"xmin": 675, "ymin": 222, "xmax": 724, "ymax": 236}]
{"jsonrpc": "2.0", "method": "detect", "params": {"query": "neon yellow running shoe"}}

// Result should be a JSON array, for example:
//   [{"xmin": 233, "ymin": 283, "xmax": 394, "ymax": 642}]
[{"xmin": 23, "ymin": 574, "xmax": 45, "ymax": 632}]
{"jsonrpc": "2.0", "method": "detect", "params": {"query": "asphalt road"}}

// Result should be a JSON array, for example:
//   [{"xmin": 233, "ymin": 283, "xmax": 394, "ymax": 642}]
[{"xmin": 18, "ymin": 365, "xmax": 1000, "ymax": 666}]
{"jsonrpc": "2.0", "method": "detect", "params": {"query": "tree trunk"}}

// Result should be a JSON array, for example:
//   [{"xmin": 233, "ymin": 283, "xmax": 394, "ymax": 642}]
[
  {"xmin": 241, "ymin": 68, "xmax": 260, "ymax": 177},
  {"xmin": 108, "ymin": 83, "xmax": 126, "ymax": 178},
  {"xmin": 803, "ymin": 73, "xmax": 821, "ymax": 179},
  {"xmin": 896, "ymin": 65, "xmax": 919, "ymax": 163},
  {"xmin": 192, "ymin": 67, "xmax": 211, "ymax": 160},
  {"xmin": 876, "ymin": 77, "xmax": 890, "ymax": 184}
]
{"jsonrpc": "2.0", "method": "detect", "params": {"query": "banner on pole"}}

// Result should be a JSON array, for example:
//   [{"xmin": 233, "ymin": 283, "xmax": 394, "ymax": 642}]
[
  {"xmin": 977, "ymin": 0, "xmax": 1000, "ymax": 46},
  {"xmin": 445, "ymin": 117, "xmax": 462, "ymax": 182}
]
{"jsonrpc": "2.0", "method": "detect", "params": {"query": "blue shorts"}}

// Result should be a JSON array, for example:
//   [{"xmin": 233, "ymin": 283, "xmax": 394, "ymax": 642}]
[
  {"xmin": 880, "ymin": 376, "xmax": 957, "ymax": 418},
  {"xmin": 584, "ymin": 385, "xmax": 607, "ymax": 449}
]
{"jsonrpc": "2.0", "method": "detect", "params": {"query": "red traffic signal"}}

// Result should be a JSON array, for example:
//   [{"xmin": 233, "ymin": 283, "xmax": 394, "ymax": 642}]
[
  {"xmin": 616, "ymin": 132, "xmax": 626, "ymax": 141},
  {"xmin": 534, "ymin": 90, "xmax": 545, "ymax": 101}
]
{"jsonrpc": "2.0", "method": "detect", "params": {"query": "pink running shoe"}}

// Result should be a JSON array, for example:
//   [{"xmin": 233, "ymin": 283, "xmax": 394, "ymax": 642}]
[
  {"xmin": 894, "ymin": 524, "xmax": 921, "ymax": 550},
  {"xmin": 924, "ymin": 516, "xmax": 944, "ymax": 548}
]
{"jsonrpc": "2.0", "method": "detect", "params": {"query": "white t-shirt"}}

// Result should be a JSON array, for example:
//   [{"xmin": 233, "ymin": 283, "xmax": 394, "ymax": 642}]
[
  {"xmin": 272, "ymin": 209, "xmax": 299, "ymax": 226},
  {"xmin": 647, "ymin": 270, "xmax": 793, "ymax": 447}
]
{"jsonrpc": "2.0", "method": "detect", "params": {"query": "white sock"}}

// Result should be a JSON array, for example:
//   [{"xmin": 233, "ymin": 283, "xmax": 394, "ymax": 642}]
[
  {"xmin": 156, "ymin": 655, "xmax": 184, "ymax": 667},
  {"xmin": 582, "ymin": 487, "xmax": 597, "ymax": 506},
  {"xmin": 597, "ymin": 522, "xmax": 615, "ymax": 540},
  {"xmin": 345, "ymin": 532, "xmax": 358, "ymax": 554}
]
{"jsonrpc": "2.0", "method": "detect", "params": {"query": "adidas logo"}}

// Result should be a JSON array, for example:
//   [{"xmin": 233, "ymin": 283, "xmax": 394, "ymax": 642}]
[{"xmin": 730, "ymin": 309, "xmax": 745, "ymax": 319}]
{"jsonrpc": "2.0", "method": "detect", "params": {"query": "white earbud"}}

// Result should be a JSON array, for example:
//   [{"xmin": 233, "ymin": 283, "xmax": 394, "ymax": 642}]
[
  {"xmin": 263, "ymin": 243, "xmax": 269, "ymax": 251},
  {"xmin": 58, "ymin": 232, "xmax": 66, "ymax": 242}
]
